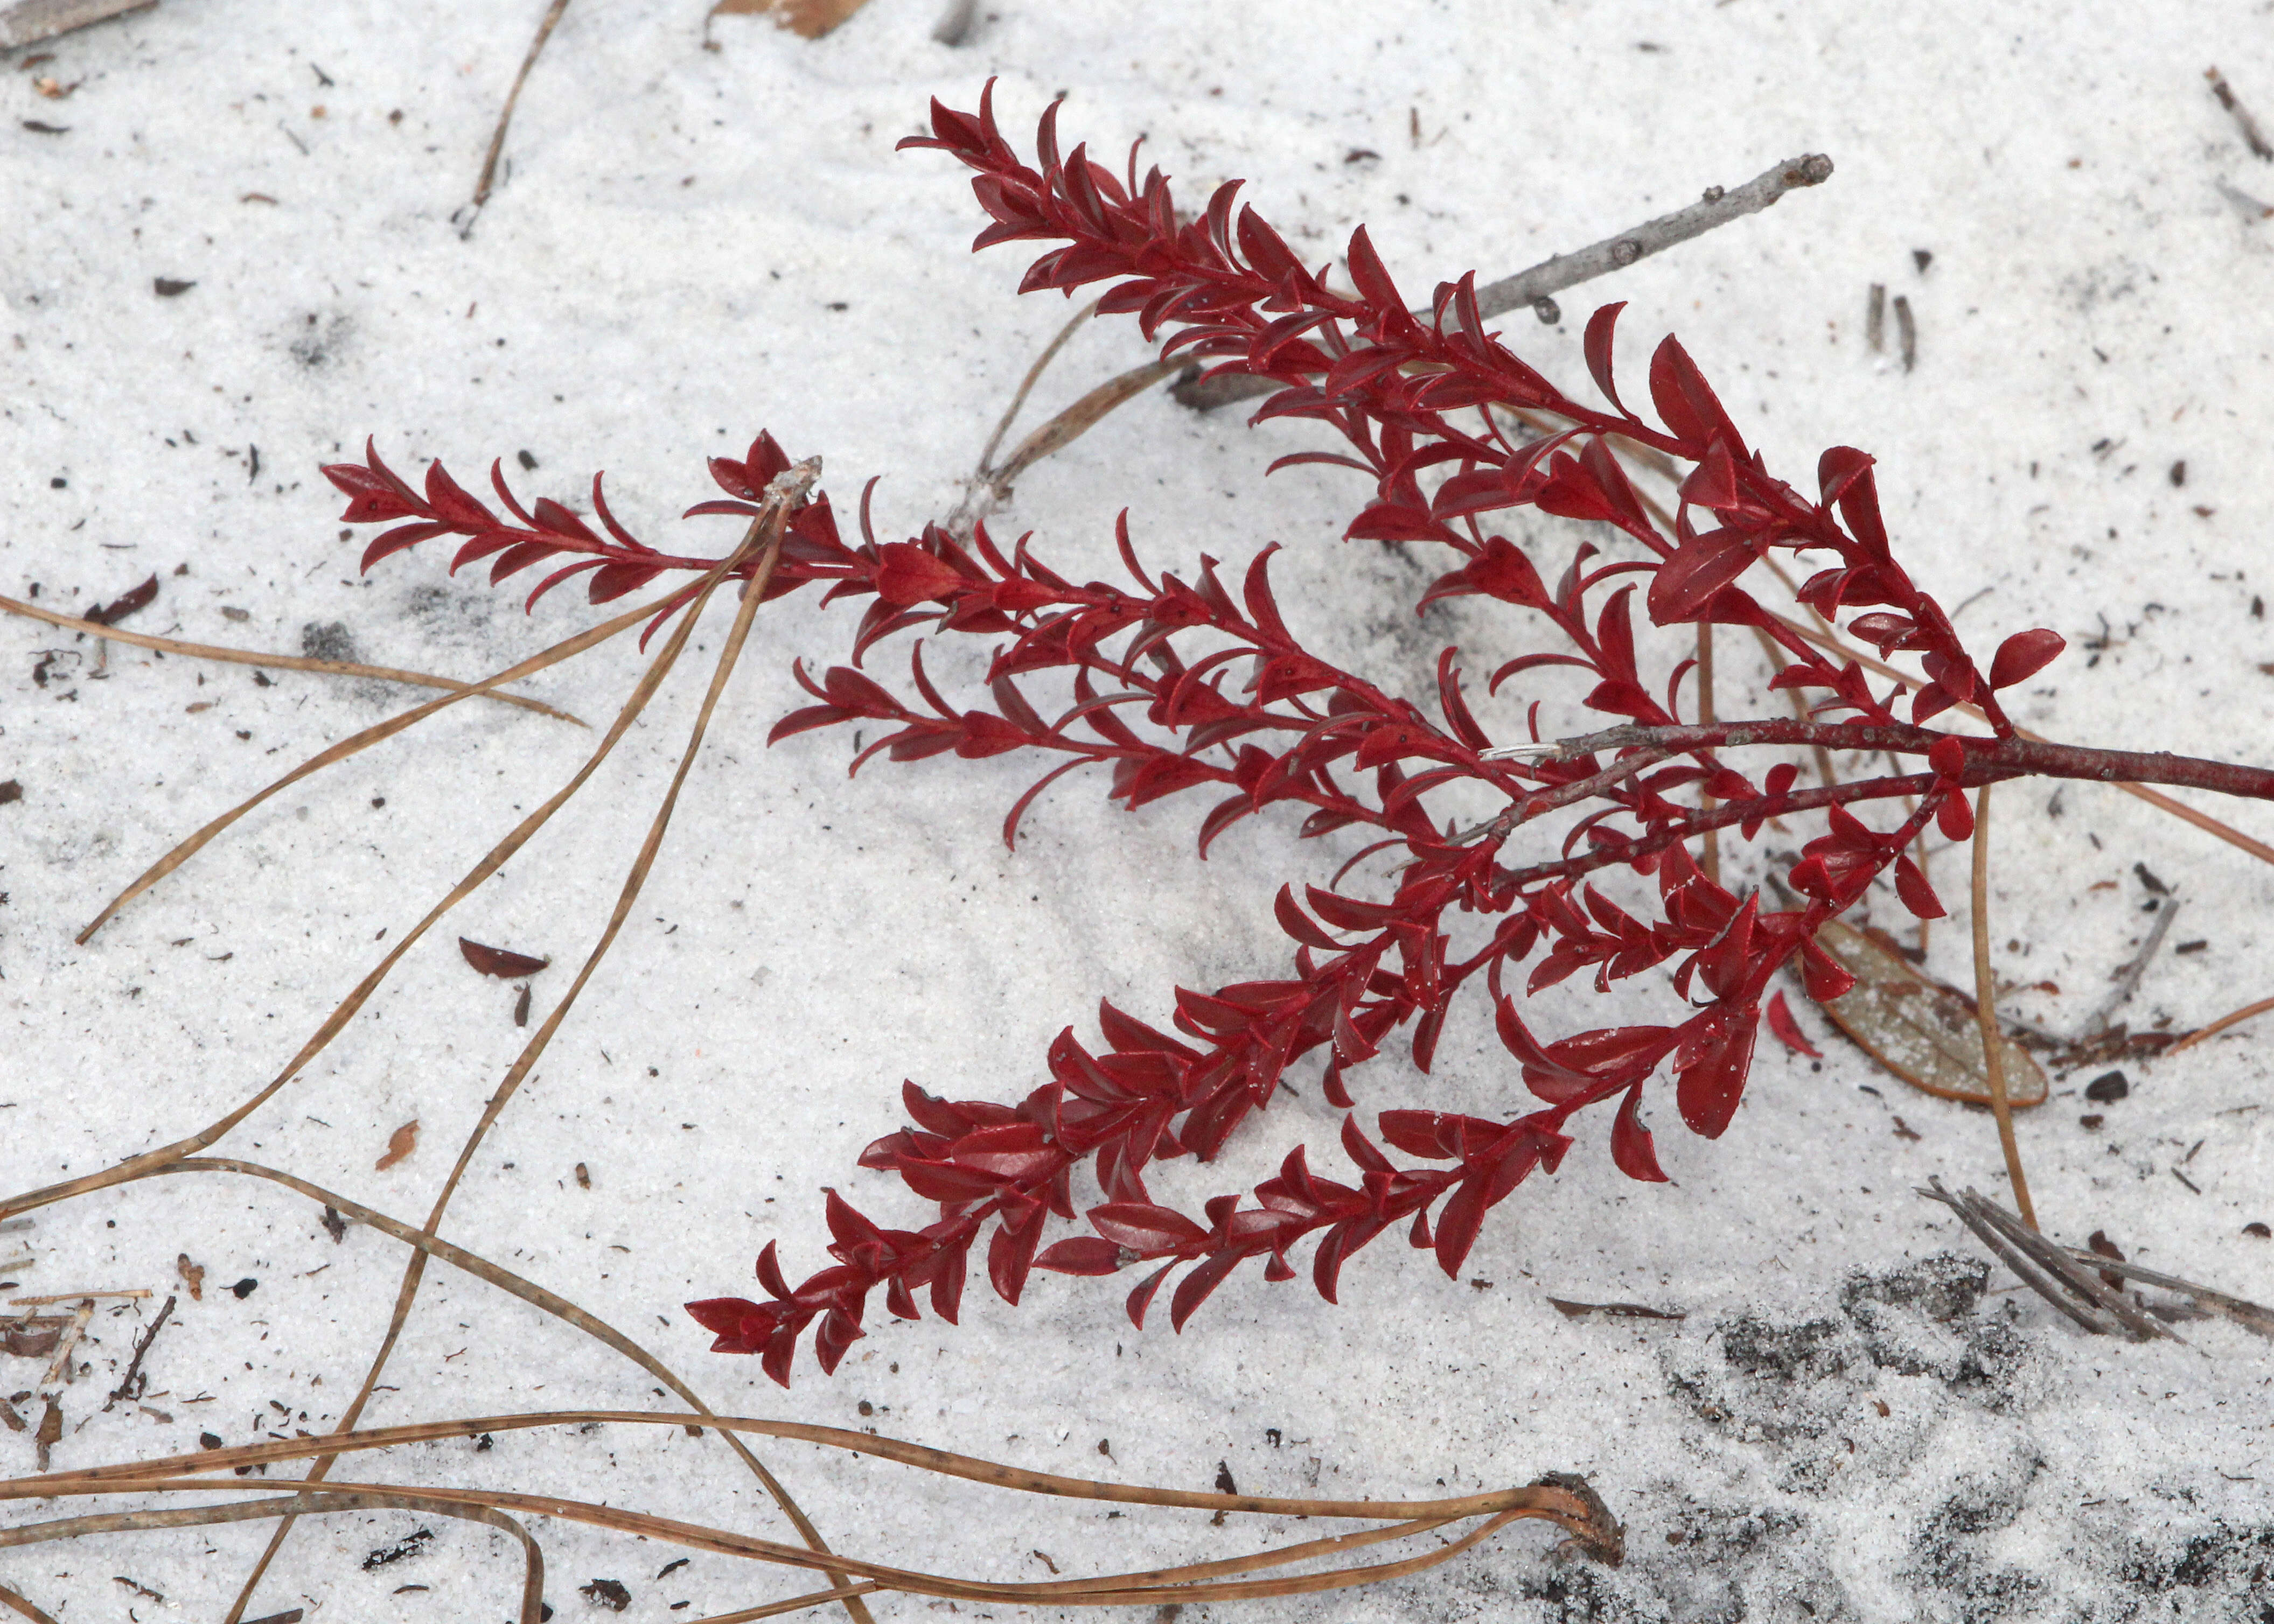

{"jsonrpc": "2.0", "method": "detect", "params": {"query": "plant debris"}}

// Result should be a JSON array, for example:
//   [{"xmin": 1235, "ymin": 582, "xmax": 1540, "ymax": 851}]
[
  {"xmin": 1545, "ymin": 1297, "xmax": 1686, "ymax": 1321},
  {"xmin": 459, "ymin": 937, "xmax": 550, "ymax": 978},
  {"xmin": 375, "ymin": 1119, "xmax": 418, "ymax": 1171},
  {"xmin": 1804, "ymin": 916, "xmax": 2049, "ymax": 1108}
]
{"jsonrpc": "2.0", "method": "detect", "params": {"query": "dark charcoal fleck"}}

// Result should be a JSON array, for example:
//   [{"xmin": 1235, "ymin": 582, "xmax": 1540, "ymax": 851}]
[
  {"xmin": 153, "ymin": 277, "xmax": 196, "ymax": 297},
  {"xmin": 361, "ymin": 1527, "xmax": 433, "ymax": 1569},
  {"xmin": 0, "ymin": 781, "xmax": 19, "ymax": 806},
  {"xmin": 1843, "ymin": 1253, "xmax": 1986, "ymax": 1324},
  {"xmin": 2085, "ymin": 1070, "xmax": 2130, "ymax": 1103},
  {"xmin": 1721, "ymin": 1314, "xmax": 1846, "ymax": 1380},
  {"xmin": 2246, "ymin": 1222, "xmax": 2271, "ymax": 1239},
  {"xmin": 300, "ymin": 620, "xmax": 362, "ymax": 664},
  {"xmin": 580, "ymin": 1578, "xmax": 631, "ymax": 1611},
  {"xmin": 230, "ymin": 1278, "xmax": 257, "ymax": 1299},
  {"xmin": 199, "ymin": 1431, "xmax": 223, "ymax": 1450}
]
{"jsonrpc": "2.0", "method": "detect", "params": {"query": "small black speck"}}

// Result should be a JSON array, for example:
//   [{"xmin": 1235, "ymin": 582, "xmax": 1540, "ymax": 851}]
[
  {"xmin": 231, "ymin": 1277, "xmax": 259, "ymax": 1299},
  {"xmin": 826, "ymin": 301, "xmax": 849, "ymax": 311},
  {"xmin": 372, "ymin": 796, "xmax": 386, "ymax": 808},
  {"xmin": 200, "ymin": 1431, "xmax": 224, "ymax": 1450},
  {"xmin": 2169, "ymin": 459, "xmax": 2187, "ymax": 487},
  {"xmin": 50, "ymin": 477, "xmax": 66, "ymax": 489},
  {"xmin": 1912, "ymin": 249, "xmax": 1933, "ymax": 272},
  {"xmin": 518, "ymin": 449, "xmax": 538, "ymax": 470},
  {"xmin": 154, "ymin": 277, "xmax": 197, "ymax": 298},
  {"xmin": 2083, "ymin": 1071, "xmax": 2129, "ymax": 1104}
]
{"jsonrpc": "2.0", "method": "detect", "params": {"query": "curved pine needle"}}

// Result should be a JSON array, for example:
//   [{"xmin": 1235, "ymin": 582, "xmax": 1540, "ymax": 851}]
[
  {"xmin": 0, "ymin": 592, "xmax": 583, "ymax": 724},
  {"xmin": 0, "ymin": 1492, "xmax": 546, "ymax": 1624},
  {"xmin": 0, "ymin": 1581, "xmax": 59, "ymax": 1624},
  {"xmin": 30, "ymin": 1406, "xmax": 1591, "ymax": 1525},
  {"xmin": 74, "ymin": 587, "xmax": 672, "ymax": 944},
  {"xmin": 227, "ymin": 464, "xmax": 860, "ymax": 1624},
  {"xmin": 2166, "ymin": 994, "xmax": 2274, "ymax": 1055},
  {"xmin": 2, "ymin": 572, "xmax": 769, "ymax": 1226},
  {"xmin": 4, "ymin": 1469, "xmax": 1579, "ymax": 1610},
  {"xmin": 689, "ymin": 1584, "xmax": 885, "ymax": 1624}
]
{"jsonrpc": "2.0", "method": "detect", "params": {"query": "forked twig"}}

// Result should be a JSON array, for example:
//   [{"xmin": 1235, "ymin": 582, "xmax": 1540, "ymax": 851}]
[{"xmin": 1918, "ymin": 1181, "xmax": 2178, "ymax": 1342}]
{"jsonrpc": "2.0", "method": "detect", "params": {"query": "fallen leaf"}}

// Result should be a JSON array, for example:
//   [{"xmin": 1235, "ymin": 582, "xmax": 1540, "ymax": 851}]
[
  {"xmin": 1, "ymin": 1318, "xmax": 64, "ymax": 1357},
  {"xmin": 85, "ymin": 573, "xmax": 158, "ymax": 627},
  {"xmin": 458, "ymin": 937, "xmax": 549, "ymax": 978},
  {"xmin": 1545, "ymin": 1297, "xmax": 1685, "ymax": 1321},
  {"xmin": 375, "ymin": 1119, "xmax": 418, "ymax": 1171},
  {"xmin": 710, "ymin": 0, "xmax": 873, "ymax": 40},
  {"xmin": 35, "ymin": 1396, "xmax": 61, "ymax": 1469},
  {"xmin": 1804, "ymin": 915, "xmax": 2049, "ymax": 1108}
]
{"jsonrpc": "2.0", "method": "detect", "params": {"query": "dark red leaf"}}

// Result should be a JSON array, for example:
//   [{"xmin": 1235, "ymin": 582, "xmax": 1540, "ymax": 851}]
[
  {"xmin": 1089, "ymin": 1202, "xmax": 1207, "ymax": 1255},
  {"xmin": 1035, "ymin": 1237, "xmax": 1126, "ymax": 1276},
  {"xmin": 1893, "ymin": 854, "xmax": 1945, "ymax": 919},
  {"xmin": 1582, "ymin": 301, "xmax": 1628, "ymax": 415},
  {"xmin": 85, "ymin": 574, "xmax": 158, "ymax": 627},
  {"xmin": 1987, "ymin": 628, "xmax": 2066, "ymax": 690},
  {"xmin": 1168, "ymin": 1249, "xmax": 1244, "ymax": 1330},
  {"xmin": 1936, "ymin": 788, "xmax": 1976, "ymax": 842},
  {"xmin": 1763, "ymin": 990, "xmax": 1822, "ymax": 1059},
  {"xmin": 1608, "ymin": 1085, "xmax": 1668, "ymax": 1181},
  {"xmin": 458, "ymin": 937, "xmax": 550, "ymax": 978}
]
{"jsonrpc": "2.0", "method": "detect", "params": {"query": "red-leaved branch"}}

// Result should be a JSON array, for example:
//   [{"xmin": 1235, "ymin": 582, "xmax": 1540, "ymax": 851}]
[{"xmin": 325, "ymin": 84, "xmax": 2274, "ymax": 1385}]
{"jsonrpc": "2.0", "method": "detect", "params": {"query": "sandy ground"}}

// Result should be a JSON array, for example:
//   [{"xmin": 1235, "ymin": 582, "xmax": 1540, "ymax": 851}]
[{"xmin": 5, "ymin": 2, "xmax": 2274, "ymax": 1620}]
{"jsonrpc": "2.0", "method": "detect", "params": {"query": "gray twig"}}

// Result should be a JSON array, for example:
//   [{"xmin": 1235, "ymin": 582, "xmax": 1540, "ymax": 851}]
[
  {"xmin": 1919, "ymin": 1181, "xmax": 2182, "ymax": 1343},
  {"xmin": 2209, "ymin": 67, "xmax": 2273, "ymax": 161},
  {"xmin": 2058, "ymin": 1250, "xmax": 2274, "ymax": 1339},
  {"xmin": 2086, "ymin": 896, "xmax": 2182, "ymax": 1035},
  {"xmin": 1177, "ymin": 152, "xmax": 1833, "ymax": 412},
  {"xmin": 0, "ymin": 0, "xmax": 151, "ymax": 50},
  {"xmin": 1470, "ymin": 155, "xmax": 1833, "ymax": 320},
  {"xmin": 101, "ymin": 1293, "xmax": 175, "ymax": 1412},
  {"xmin": 1919, "ymin": 1180, "xmax": 2117, "ymax": 1336}
]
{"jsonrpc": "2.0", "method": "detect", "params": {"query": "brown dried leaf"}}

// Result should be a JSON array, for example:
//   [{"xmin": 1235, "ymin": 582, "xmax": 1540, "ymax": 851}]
[
  {"xmin": 85, "ymin": 572, "xmax": 158, "ymax": 627},
  {"xmin": 458, "ymin": 937, "xmax": 549, "ymax": 978},
  {"xmin": 710, "ymin": 0, "xmax": 871, "ymax": 39},
  {"xmin": 176, "ymin": 1253, "xmax": 204, "ymax": 1300},
  {"xmin": 34, "ymin": 1395, "xmax": 61, "ymax": 1469},
  {"xmin": 375, "ymin": 1119, "xmax": 419, "ymax": 1172},
  {"xmin": 1, "ymin": 1318, "xmax": 65, "ymax": 1357},
  {"xmin": 1544, "ymin": 1297, "xmax": 1685, "ymax": 1321},
  {"xmin": 1806, "ymin": 916, "xmax": 2048, "ymax": 1108}
]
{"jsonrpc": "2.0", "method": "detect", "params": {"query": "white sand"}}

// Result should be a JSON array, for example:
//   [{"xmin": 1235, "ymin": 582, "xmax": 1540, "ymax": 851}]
[{"xmin": 4, "ymin": 3, "xmax": 2273, "ymax": 1619}]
